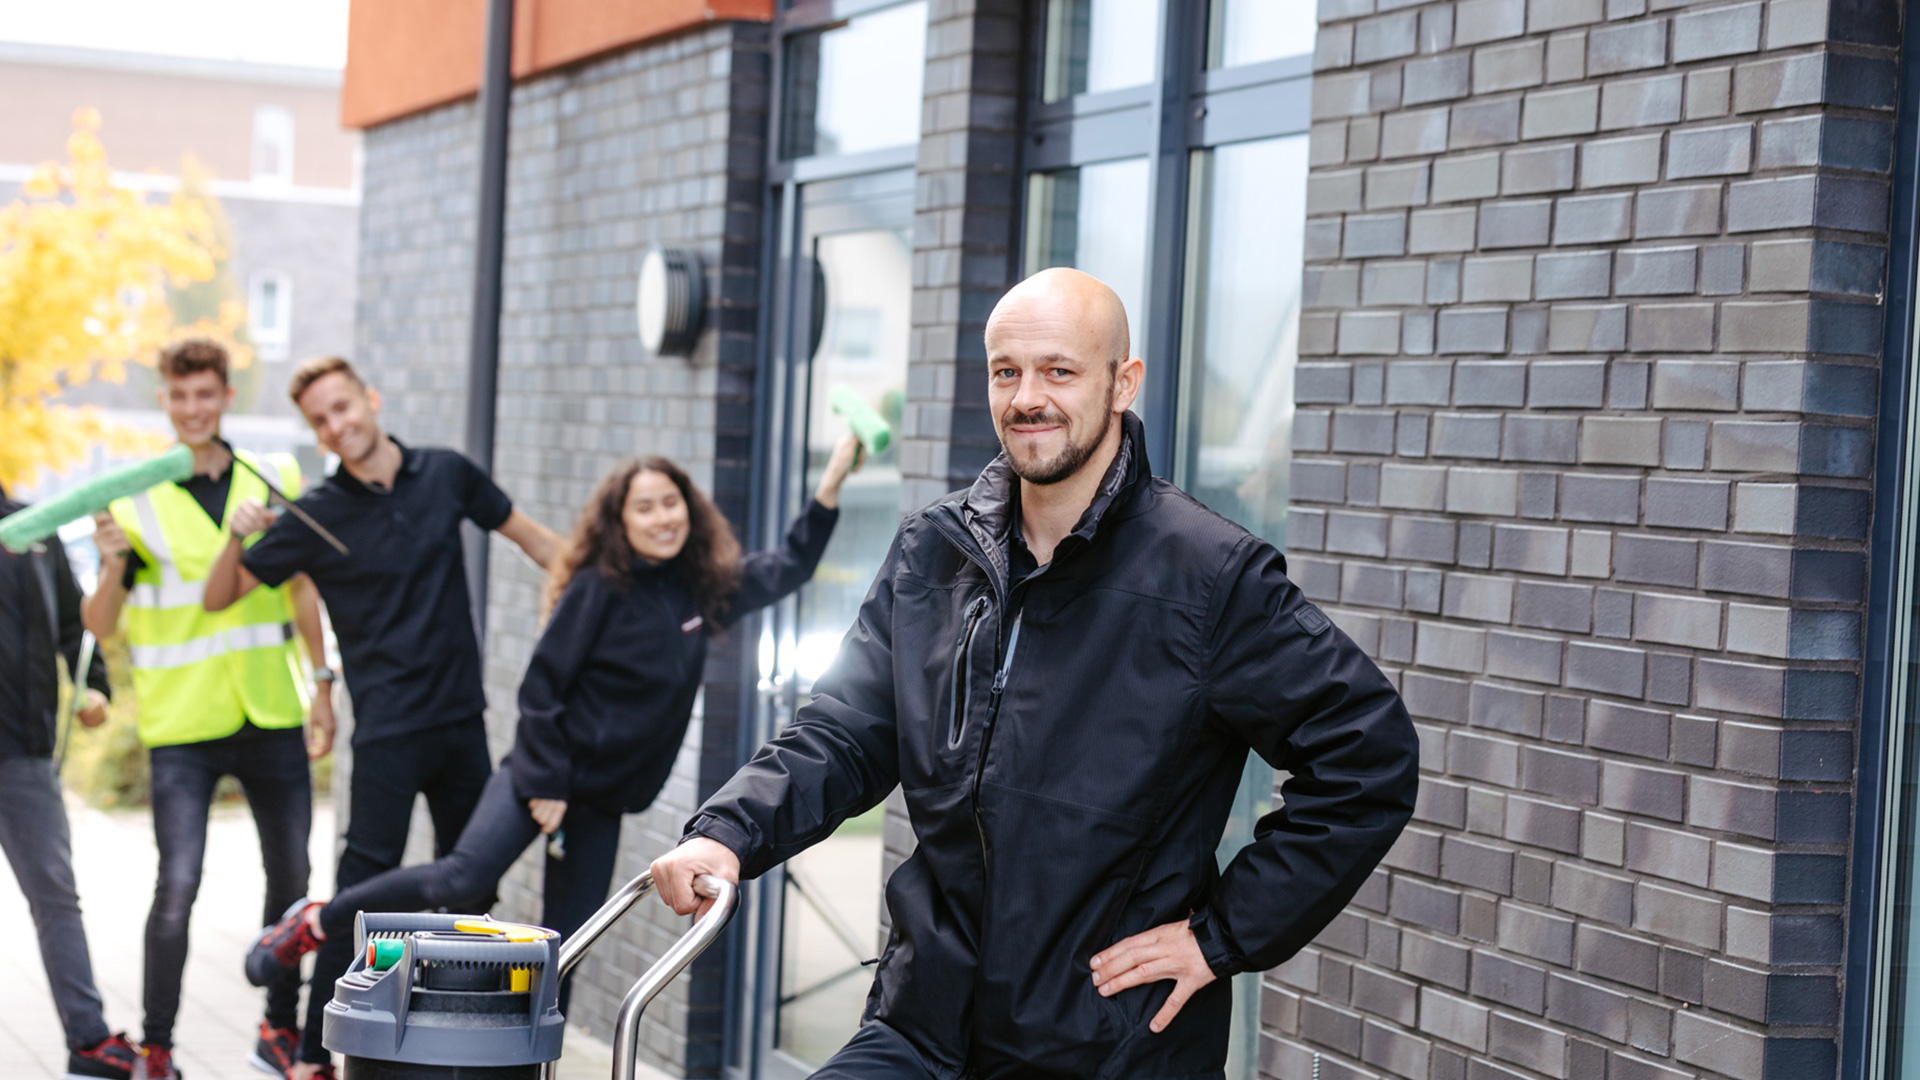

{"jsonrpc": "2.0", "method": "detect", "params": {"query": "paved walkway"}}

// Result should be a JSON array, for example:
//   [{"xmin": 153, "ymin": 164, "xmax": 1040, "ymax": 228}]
[{"xmin": 0, "ymin": 795, "xmax": 657, "ymax": 1080}]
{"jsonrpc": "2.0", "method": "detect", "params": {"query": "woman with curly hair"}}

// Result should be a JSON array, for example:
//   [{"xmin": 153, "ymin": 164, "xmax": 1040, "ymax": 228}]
[{"xmin": 245, "ymin": 435, "xmax": 862, "ymax": 998}]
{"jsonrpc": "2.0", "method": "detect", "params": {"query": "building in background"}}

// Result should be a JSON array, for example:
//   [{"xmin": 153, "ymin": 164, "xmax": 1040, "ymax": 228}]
[
  {"xmin": 0, "ymin": 40, "xmax": 361, "ymax": 423},
  {"xmin": 338, "ymin": 0, "xmax": 1920, "ymax": 1079}
]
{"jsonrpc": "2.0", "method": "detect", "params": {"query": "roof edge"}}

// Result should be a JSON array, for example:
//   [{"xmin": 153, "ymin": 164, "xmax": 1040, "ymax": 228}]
[{"xmin": 0, "ymin": 41, "xmax": 341, "ymax": 89}]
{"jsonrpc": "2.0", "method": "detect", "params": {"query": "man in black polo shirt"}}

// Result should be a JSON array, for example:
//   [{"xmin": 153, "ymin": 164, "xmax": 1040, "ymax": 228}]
[{"xmin": 204, "ymin": 355, "xmax": 560, "ymax": 1080}]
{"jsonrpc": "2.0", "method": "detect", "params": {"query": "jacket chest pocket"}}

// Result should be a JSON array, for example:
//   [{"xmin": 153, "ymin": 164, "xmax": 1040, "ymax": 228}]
[
  {"xmin": 945, "ymin": 594, "xmax": 991, "ymax": 751},
  {"xmin": 895, "ymin": 583, "xmax": 995, "ymax": 790}
]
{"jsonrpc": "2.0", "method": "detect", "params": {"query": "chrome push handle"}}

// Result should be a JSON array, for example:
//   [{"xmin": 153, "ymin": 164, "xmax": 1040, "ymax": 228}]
[
  {"xmin": 612, "ymin": 874, "xmax": 736, "ymax": 1080},
  {"xmin": 533, "ymin": 870, "xmax": 739, "ymax": 1080}
]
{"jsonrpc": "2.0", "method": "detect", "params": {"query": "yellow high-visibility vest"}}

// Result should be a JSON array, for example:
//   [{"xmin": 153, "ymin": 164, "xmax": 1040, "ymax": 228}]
[{"xmin": 109, "ymin": 450, "xmax": 308, "ymax": 748}]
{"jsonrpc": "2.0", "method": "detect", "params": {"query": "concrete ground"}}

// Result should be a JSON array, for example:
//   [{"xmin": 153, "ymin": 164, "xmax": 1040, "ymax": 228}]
[{"xmin": 0, "ymin": 795, "xmax": 662, "ymax": 1080}]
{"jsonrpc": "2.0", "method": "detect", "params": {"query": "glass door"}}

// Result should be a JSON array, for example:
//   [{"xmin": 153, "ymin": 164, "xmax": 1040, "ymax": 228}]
[{"xmin": 751, "ymin": 167, "xmax": 914, "ymax": 1079}]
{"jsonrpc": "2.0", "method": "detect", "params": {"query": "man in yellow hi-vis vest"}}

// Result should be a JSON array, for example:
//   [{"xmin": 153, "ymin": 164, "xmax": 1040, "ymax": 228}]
[{"xmin": 83, "ymin": 340, "xmax": 331, "ymax": 1080}]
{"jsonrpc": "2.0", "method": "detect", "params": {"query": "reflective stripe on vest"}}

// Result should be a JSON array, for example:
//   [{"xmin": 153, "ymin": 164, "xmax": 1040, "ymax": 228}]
[
  {"xmin": 127, "ymin": 620, "xmax": 294, "ymax": 670},
  {"xmin": 126, "ymin": 493, "xmax": 202, "ymax": 610},
  {"xmin": 110, "ymin": 451, "xmax": 308, "ymax": 746}
]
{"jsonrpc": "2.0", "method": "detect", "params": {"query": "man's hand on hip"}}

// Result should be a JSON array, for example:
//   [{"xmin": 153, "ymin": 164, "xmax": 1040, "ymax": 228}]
[
  {"xmin": 650, "ymin": 836, "xmax": 740, "ymax": 919},
  {"xmin": 1090, "ymin": 919, "xmax": 1217, "ymax": 1034}
]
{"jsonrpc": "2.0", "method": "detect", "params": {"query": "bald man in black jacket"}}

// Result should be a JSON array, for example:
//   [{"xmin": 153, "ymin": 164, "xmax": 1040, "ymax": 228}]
[{"xmin": 652, "ymin": 270, "xmax": 1419, "ymax": 1079}]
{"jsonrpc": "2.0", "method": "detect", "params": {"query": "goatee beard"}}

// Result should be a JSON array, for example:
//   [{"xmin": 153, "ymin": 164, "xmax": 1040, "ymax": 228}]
[{"xmin": 1002, "ymin": 403, "xmax": 1115, "ymax": 486}]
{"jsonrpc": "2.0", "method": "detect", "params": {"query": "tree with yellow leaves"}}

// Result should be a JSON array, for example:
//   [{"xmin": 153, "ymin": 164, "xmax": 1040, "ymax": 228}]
[{"xmin": 0, "ymin": 108, "xmax": 249, "ymax": 489}]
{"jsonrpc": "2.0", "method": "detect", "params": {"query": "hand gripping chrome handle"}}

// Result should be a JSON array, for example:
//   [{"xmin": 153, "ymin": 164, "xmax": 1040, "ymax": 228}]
[{"xmin": 612, "ymin": 874, "xmax": 736, "ymax": 1080}]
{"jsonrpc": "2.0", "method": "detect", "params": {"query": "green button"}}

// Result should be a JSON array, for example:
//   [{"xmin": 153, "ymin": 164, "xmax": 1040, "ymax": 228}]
[{"xmin": 368, "ymin": 939, "xmax": 405, "ymax": 971}]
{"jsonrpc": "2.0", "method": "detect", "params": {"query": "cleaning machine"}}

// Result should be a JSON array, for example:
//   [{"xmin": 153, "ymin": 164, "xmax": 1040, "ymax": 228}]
[{"xmin": 323, "ymin": 872, "xmax": 735, "ymax": 1079}]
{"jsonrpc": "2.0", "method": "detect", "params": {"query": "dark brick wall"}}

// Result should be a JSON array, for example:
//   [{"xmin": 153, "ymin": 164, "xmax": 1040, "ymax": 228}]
[
  {"xmin": 351, "ymin": 22, "xmax": 771, "ymax": 1077},
  {"xmin": 1280, "ymin": 0, "xmax": 1899, "ymax": 1075}
]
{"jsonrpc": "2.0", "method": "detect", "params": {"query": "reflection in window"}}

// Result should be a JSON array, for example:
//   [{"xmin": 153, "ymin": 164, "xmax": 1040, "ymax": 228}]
[
  {"xmin": 1207, "ymin": 0, "xmax": 1318, "ymax": 69},
  {"xmin": 1178, "ymin": 136, "xmax": 1309, "ymax": 547},
  {"xmin": 782, "ymin": 2, "xmax": 928, "ymax": 158},
  {"xmin": 1024, "ymin": 159, "xmax": 1150, "ymax": 375},
  {"xmin": 1041, "ymin": 0, "xmax": 1159, "ymax": 101}
]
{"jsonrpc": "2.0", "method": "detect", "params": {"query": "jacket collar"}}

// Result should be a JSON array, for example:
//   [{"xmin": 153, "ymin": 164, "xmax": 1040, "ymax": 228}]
[{"xmin": 958, "ymin": 410, "xmax": 1150, "ymax": 577}]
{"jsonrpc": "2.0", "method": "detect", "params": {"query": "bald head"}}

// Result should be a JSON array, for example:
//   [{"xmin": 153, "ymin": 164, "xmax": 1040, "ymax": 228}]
[{"xmin": 986, "ymin": 267, "xmax": 1131, "ymax": 369}]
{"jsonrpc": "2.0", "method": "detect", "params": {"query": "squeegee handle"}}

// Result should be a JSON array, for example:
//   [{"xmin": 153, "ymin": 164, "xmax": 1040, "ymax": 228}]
[{"xmin": 219, "ymin": 442, "xmax": 351, "ymax": 556}]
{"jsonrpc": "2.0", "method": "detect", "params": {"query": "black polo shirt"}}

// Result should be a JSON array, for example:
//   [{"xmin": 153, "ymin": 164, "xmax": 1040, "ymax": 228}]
[{"xmin": 242, "ymin": 440, "xmax": 512, "ymax": 746}]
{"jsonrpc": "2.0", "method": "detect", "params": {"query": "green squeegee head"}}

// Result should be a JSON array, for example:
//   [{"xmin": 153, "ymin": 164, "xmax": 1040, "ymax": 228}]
[
  {"xmin": 0, "ymin": 444, "xmax": 194, "ymax": 553},
  {"xmin": 829, "ymin": 386, "xmax": 892, "ymax": 458}
]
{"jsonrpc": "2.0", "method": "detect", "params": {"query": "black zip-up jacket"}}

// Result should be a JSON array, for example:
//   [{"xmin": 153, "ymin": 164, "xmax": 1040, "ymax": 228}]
[
  {"xmin": 504, "ymin": 499, "xmax": 838, "ymax": 815},
  {"xmin": 687, "ymin": 414, "xmax": 1418, "ymax": 1079},
  {"xmin": 0, "ymin": 491, "xmax": 112, "ymax": 758}
]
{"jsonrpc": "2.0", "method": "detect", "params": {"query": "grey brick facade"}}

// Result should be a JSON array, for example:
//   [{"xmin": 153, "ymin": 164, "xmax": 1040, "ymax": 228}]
[
  {"xmin": 1284, "ymin": 0, "xmax": 1897, "ymax": 1074},
  {"xmin": 350, "ymin": 23, "xmax": 771, "ymax": 1076}
]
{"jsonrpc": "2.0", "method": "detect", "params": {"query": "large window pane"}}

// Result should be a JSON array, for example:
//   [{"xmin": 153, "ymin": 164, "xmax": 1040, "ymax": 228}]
[
  {"xmin": 1024, "ymin": 159, "xmax": 1150, "ymax": 371},
  {"xmin": 782, "ymin": 1, "xmax": 928, "ymax": 158},
  {"xmin": 1041, "ymin": 0, "xmax": 1159, "ymax": 101},
  {"xmin": 1207, "ymin": 0, "xmax": 1317, "ymax": 68},
  {"xmin": 1180, "ymin": 135, "xmax": 1309, "ymax": 1080},
  {"xmin": 1178, "ymin": 136, "xmax": 1309, "ymax": 546}
]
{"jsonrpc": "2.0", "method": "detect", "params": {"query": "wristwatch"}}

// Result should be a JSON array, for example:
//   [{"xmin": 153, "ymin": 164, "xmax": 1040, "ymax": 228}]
[{"xmin": 313, "ymin": 666, "xmax": 337, "ymax": 684}]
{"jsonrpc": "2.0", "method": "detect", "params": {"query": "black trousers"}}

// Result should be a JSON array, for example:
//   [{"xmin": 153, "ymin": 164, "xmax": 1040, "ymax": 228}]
[
  {"xmin": 145, "ymin": 726, "xmax": 310, "ymax": 1048},
  {"xmin": 812, "ymin": 1021, "xmax": 953, "ymax": 1080},
  {"xmin": 315, "ymin": 768, "xmax": 623, "ymax": 1011},
  {"xmin": 300, "ymin": 718, "xmax": 491, "ymax": 1064}
]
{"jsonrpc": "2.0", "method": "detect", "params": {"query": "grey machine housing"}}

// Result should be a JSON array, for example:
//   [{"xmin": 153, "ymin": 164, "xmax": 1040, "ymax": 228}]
[{"xmin": 323, "ymin": 911, "xmax": 566, "ymax": 1074}]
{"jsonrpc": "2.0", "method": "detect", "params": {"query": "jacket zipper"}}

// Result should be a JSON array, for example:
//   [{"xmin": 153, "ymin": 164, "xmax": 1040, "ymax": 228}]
[
  {"xmin": 947, "ymin": 595, "xmax": 991, "ymax": 749},
  {"xmin": 971, "ymin": 608, "xmax": 1023, "ymax": 868}
]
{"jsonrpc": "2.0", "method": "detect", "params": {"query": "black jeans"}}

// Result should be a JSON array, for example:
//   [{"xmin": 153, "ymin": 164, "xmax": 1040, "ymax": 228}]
[
  {"xmin": 302, "ymin": 718, "xmax": 492, "ymax": 1064},
  {"xmin": 145, "ymin": 726, "xmax": 311, "ymax": 1048},
  {"xmin": 318, "ymin": 768, "xmax": 624, "ymax": 1014}
]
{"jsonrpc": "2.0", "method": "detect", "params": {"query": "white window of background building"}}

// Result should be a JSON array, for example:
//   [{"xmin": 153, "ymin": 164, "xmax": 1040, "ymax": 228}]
[
  {"xmin": 252, "ymin": 104, "xmax": 295, "ymax": 185},
  {"xmin": 249, "ymin": 272, "xmax": 292, "ymax": 361}
]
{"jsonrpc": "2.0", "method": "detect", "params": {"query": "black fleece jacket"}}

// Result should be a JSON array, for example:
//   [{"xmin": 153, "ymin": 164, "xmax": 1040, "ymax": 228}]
[
  {"xmin": 0, "ymin": 490, "xmax": 112, "ymax": 757},
  {"xmin": 504, "ymin": 499, "xmax": 839, "ymax": 815}
]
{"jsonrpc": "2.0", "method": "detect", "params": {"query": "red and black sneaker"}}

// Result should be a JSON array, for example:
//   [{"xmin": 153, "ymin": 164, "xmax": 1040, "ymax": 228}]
[
  {"xmin": 247, "ymin": 1023, "xmax": 299, "ymax": 1077},
  {"xmin": 245, "ymin": 897, "xmax": 325, "ymax": 987},
  {"xmin": 138, "ymin": 1042, "xmax": 181, "ymax": 1080},
  {"xmin": 63, "ymin": 1032, "xmax": 137, "ymax": 1080}
]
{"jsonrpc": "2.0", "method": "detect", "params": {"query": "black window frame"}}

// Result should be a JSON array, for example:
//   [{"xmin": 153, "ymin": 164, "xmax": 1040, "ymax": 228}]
[
  {"xmin": 736, "ymin": 5, "xmax": 930, "ymax": 1079},
  {"xmin": 1016, "ymin": 0, "xmax": 1314, "ymax": 473}
]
